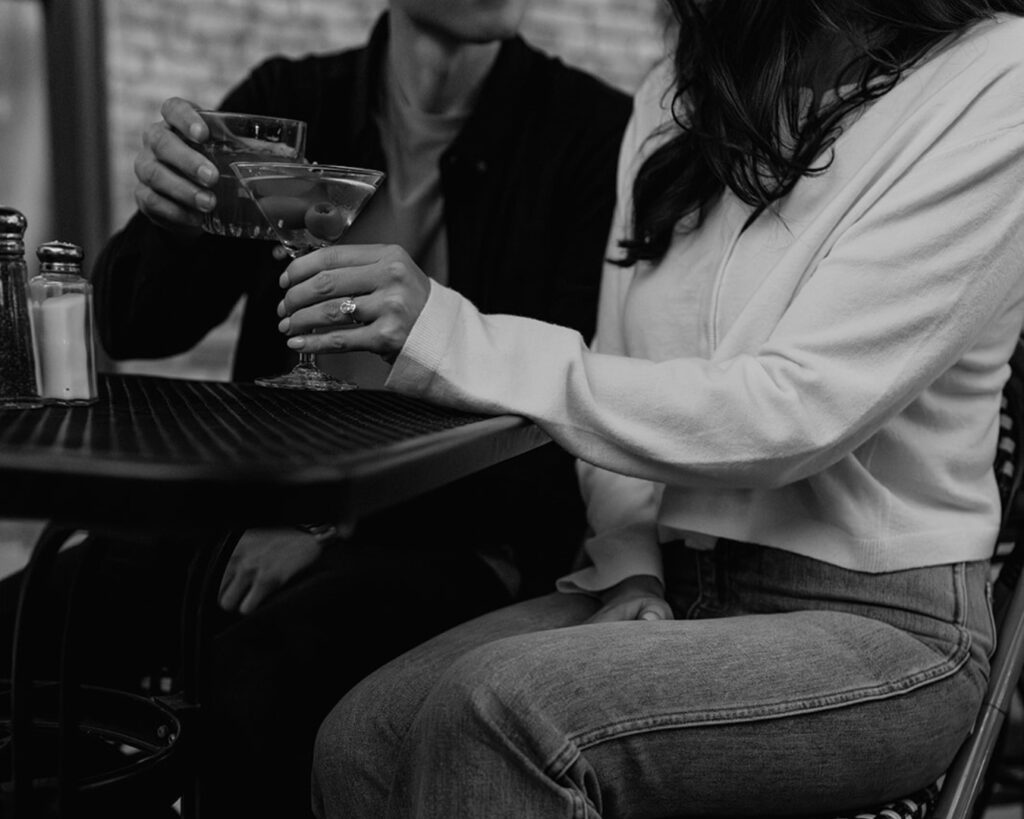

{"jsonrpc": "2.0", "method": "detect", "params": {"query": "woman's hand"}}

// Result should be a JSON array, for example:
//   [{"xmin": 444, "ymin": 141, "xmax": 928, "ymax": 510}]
[
  {"xmin": 586, "ymin": 574, "xmax": 673, "ymax": 624},
  {"xmin": 277, "ymin": 244, "xmax": 431, "ymax": 363},
  {"xmin": 133, "ymin": 96, "xmax": 218, "ymax": 236}
]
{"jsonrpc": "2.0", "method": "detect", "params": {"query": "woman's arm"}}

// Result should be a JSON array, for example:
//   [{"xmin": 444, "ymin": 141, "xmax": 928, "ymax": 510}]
[{"xmin": 381, "ymin": 121, "xmax": 1024, "ymax": 488}]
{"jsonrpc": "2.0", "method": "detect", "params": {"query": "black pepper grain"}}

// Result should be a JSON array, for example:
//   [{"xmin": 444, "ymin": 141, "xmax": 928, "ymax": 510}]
[{"xmin": 0, "ymin": 255, "xmax": 39, "ymax": 398}]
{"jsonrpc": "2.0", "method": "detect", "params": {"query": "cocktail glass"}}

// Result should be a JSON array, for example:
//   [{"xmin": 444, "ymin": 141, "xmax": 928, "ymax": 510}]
[
  {"xmin": 230, "ymin": 160, "xmax": 385, "ymax": 391},
  {"xmin": 195, "ymin": 111, "xmax": 307, "ymax": 239}
]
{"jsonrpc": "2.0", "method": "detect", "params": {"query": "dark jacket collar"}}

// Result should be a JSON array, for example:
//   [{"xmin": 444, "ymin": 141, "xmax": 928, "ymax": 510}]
[
  {"xmin": 450, "ymin": 34, "xmax": 541, "ymax": 169},
  {"xmin": 345, "ymin": 12, "xmax": 390, "ymax": 166}
]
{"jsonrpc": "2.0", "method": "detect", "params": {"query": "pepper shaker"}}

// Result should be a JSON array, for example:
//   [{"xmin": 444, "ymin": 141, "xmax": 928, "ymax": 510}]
[
  {"xmin": 0, "ymin": 206, "xmax": 43, "ymax": 409},
  {"xmin": 28, "ymin": 240, "xmax": 99, "ymax": 405}
]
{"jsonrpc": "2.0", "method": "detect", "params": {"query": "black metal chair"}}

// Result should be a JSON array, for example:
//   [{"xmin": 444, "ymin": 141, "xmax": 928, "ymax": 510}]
[
  {"xmin": 664, "ymin": 339, "xmax": 1024, "ymax": 819},
  {"xmin": 822, "ymin": 337, "xmax": 1024, "ymax": 819}
]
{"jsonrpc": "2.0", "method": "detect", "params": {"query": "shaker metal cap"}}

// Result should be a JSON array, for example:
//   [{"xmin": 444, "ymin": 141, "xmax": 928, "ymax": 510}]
[
  {"xmin": 0, "ymin": 206, "xmax": 28, "ymax": 238},
  {"xmin": 37, "ymin": 240, "xmax": 84, "ymax": 270}
]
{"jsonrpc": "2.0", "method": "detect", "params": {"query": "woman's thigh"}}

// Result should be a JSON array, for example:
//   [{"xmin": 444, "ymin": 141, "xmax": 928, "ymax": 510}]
[
  {"xmin": 314, "ymin": 545, "xmax": 991, "ymax": 818},
  {"xmin": 396, "ymin": 609, "xmax": 980, "ymax": 818}
]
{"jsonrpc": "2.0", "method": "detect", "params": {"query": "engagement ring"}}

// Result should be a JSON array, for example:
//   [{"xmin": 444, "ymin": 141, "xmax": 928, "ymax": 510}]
[{"xmin": 339, "ymin": 297, "xmax": 358, "ymax": 319}]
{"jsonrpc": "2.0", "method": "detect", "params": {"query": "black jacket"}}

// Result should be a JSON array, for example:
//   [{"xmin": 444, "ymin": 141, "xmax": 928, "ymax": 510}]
[{"xmin": 92, "ymin": 15, "xmax": 632, "ymax": 594}]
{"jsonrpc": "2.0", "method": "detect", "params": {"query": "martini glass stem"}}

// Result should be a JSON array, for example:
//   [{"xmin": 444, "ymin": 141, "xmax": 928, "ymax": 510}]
[
  {"xmin": 252, "ymin": 247, "xmax": 357, "ymax": 390},
  {"xmin": 290, "ymin": 250, "xmax": 325, "ymax": 376},
  {"xmin": 295, "ymin": 351, "xmax": 321, "ymax": 373}
]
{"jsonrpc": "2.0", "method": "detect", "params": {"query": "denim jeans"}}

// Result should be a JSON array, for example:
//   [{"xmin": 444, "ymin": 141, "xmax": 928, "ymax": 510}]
[{"xmin": 312, "ymin": 539, "xmax": 995, "ymax": 818}]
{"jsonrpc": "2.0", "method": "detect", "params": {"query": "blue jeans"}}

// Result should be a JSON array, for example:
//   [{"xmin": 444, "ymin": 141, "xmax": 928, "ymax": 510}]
[{"xmin": 312, "ymin": 540, "xmax": 995, "ymax": 818}]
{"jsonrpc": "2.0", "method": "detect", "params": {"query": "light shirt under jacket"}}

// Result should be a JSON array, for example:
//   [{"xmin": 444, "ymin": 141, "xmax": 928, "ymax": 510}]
[{"xmin": 386, "ymin": 15, "xmax": 1024, "ymax": 593}]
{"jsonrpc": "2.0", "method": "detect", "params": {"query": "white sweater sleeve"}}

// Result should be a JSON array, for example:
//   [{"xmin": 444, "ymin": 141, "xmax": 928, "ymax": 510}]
[{"xmin": 390, "ymin": 128, "xmax": 1024, "ymax": 481}]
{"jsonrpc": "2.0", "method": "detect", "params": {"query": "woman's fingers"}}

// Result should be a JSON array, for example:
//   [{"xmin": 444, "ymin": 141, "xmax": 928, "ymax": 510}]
[
  {"xmin": 279, "ymin": 243, "xmax": 395, "ymax": 288},
  {"xmin": 284, "ymin": 317, "xmax": 403, "ymax": 361},
  {"xmin": 279, "ymin": 294, "xmax": 367, "ymax": 335},
  {"xmin": 278, "ymin": 266, "xmax": 375, "ymax": 317},
  {"xmin": 275, "ymin": 243, "xmax": 431, "ymax": 360}
]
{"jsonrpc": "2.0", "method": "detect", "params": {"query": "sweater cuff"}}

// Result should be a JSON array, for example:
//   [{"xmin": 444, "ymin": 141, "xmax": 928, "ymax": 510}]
[
  {"xmin": 555, "ymin": 524, "xmax": 664, "ymax": 597},
  {"xmin": 385, "ymin": 280, "xmax": 463, "ymax": 396}
]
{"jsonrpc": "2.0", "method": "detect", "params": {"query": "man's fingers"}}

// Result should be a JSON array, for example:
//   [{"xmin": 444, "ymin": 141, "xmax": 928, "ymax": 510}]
[
  {"xmin": 134, "ymin": 185, "xmax": 206, "ymax": 232},
  {"xmin": 238, "ymin": 575, "xmax": 281, "ymax": 615},
  {"xmin": 142, "ymin": 119, "xmax": 219, "ymax": 190},
  {"xmin": 134, "ymin": 157, "xmax": 215, "ymax": 214},
  {"xmin": 218, "ymin": 562, "xmax": 236, "ymax": 598},
  {"xmin": 161, "ymin": 96, "xmax": 207, "ymax": 143},
  {"xmin": 218, "ymin": 572, "xmax": 248, "ymax": 612}
]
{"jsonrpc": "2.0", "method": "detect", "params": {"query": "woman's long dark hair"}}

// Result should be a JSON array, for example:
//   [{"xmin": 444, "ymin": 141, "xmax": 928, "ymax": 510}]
[{"xmin": 617, "ymin": 0, "xmax": 1024, "ymax": 266}]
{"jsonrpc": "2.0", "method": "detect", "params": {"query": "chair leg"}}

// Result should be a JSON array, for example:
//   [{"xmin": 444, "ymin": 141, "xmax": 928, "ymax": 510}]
[
  {"xmin": 9, "ymin": 522, "xmax": 80, "ymax": 818},
  {"xmin": 175, "ymin": 529, "xmax": 244, "ymax": 819},
  {"xmin": 55, "ymin": 533, "xmax": 110, "ymax": 817}
]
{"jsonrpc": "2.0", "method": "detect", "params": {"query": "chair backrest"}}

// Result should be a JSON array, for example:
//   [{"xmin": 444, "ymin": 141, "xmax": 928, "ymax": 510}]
[{"xmin": 932, "ymin": 336, "xmax": 1024, "ymax": 819}]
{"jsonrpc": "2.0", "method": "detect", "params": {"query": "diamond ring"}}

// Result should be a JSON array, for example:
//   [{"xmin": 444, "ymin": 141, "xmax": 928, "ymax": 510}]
[{"xmin": 339, "ymin": 297, "xmax": 358, "ymax": 319}]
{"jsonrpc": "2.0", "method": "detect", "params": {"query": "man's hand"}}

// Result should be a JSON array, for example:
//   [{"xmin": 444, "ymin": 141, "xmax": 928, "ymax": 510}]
[
  {"xmin": 218, "ymin": 528, "xmax": 324, "ymax": 614},
  {"xmin": 134, "ymin": 96, "xmax": 218, "ymax": 236},
  {"xmin": 586, "ymin": 574, "xmax": 673, "ymax": 624}
]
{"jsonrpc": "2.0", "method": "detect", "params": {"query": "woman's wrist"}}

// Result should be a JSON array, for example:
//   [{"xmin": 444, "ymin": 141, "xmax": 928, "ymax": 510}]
[{"xmin": 599, "ymin": 573, "xmax": 665, "ymax": 604}]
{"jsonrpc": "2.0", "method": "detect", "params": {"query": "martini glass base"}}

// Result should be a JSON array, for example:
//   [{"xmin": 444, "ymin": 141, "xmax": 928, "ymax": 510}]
[{"xmin": 254, "ymin": 362, "xmax": 357, "ymax": 391}]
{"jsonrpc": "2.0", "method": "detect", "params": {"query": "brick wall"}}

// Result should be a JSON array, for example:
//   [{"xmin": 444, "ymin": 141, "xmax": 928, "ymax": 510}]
[{"xmin": 102, "ymin": 0, "xmax": 670, "ymax": 379}]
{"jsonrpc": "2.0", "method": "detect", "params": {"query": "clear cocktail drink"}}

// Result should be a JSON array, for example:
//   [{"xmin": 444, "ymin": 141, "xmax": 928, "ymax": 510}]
[
  {"xmin": 240, "ymin": 175, "xmax": 381, "ymax": 253},
  {"xmin": 231, "ymin": 161, "xmax": 385, "ymax": 391}
]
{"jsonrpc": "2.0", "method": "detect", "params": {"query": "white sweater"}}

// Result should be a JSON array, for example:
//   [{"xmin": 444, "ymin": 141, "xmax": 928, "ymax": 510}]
[{"xmin": 387, "ymin": 15, "xmax": 1024, "ymax": 591}]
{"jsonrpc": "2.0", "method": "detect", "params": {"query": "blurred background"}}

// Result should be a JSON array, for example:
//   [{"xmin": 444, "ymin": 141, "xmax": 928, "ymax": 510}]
[{"xmin": 1, "ymin": 0, "xmax": 671, "ymax": 384}]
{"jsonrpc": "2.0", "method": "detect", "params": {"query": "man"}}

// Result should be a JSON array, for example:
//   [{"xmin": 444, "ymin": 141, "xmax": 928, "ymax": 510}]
[{"xmin": 89, "ymin": 1, "xmax": 630, "ymax": 815}]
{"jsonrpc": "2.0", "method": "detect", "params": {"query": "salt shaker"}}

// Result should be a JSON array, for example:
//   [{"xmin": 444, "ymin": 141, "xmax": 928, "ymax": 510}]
[
  {"xmin": 0, "ymin": 206, "xmax": 43, "ymax": 409},
  {"xmin": 28, "ymin": 240, "xmax": 99, "ymax": 405}
]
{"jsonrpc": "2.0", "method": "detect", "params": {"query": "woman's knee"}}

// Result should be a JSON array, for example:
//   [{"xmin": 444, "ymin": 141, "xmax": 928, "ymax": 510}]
[
  {"xmin": 312, "ymin": 670, "xmax": 397, "ymax": 816},
  {"xmin": 410, "ymin": 635, "xmax": 569, "ymax": 754}
]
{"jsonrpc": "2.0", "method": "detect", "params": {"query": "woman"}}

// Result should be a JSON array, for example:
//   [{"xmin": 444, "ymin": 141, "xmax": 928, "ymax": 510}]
[{"xmin": 278, "ymin": 1, "xmax": 1024, "ymax": 816}]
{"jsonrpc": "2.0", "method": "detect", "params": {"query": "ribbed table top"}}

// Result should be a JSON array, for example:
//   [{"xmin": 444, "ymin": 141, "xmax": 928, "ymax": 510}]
[
  {"xmin": 1, "ymin": 375, "xmax": 485, "ymax": 465},
  {"xmin": 0, "ymin": 375, "xmax": 549, "ymax": 528}
]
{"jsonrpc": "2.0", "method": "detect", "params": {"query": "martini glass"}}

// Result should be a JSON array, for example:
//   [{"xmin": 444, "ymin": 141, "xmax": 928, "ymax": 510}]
[{"xmin": 231, "ymin": 161, "xmax": 385, "ymax": 390}]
